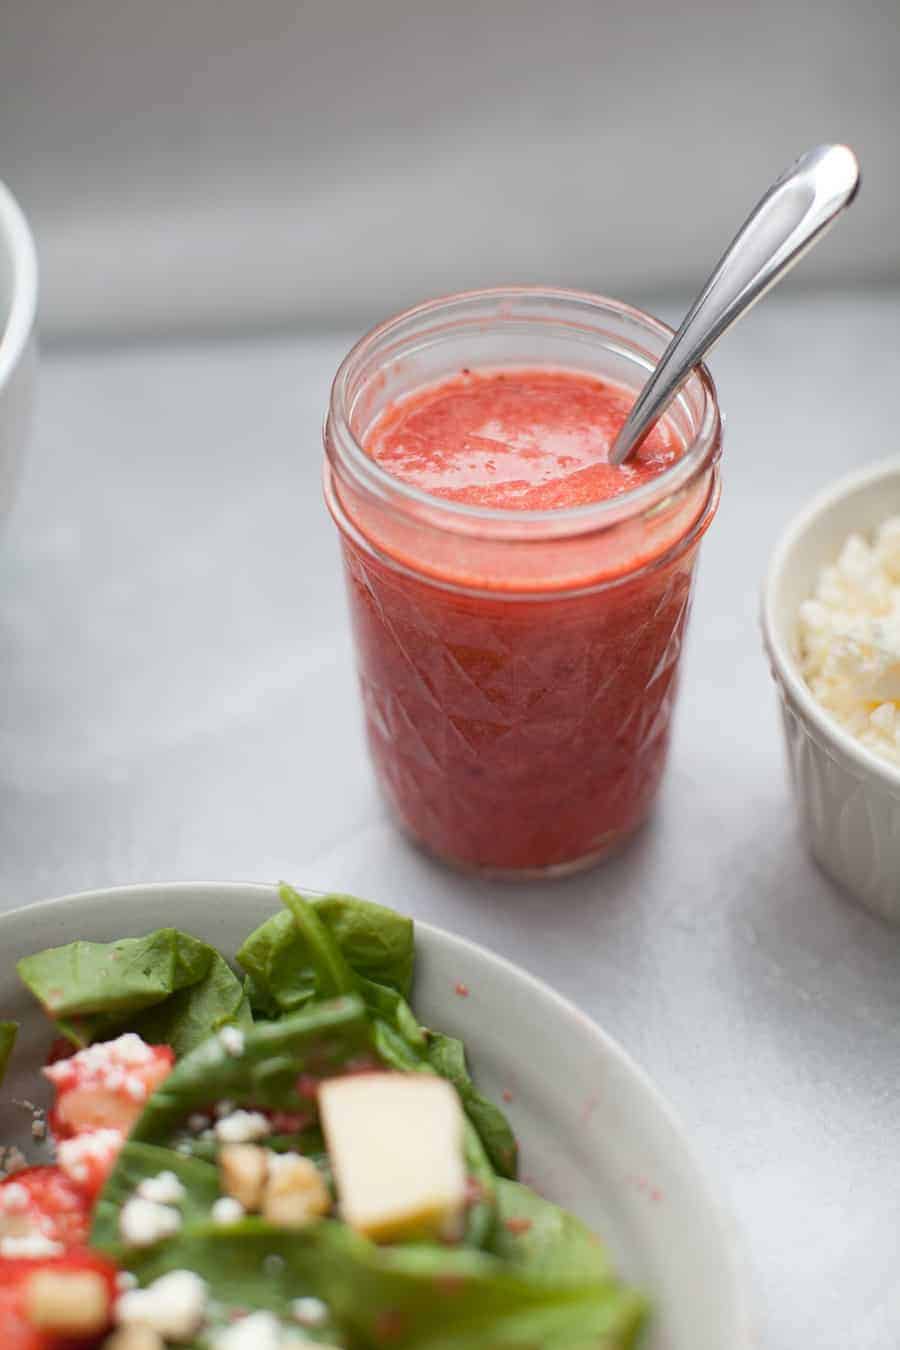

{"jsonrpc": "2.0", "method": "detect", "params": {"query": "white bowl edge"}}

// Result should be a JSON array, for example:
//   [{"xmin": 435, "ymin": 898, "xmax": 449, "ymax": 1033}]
[{"xmin": 0, "ymin": 179, "xmax": 38, "ymax": 395}]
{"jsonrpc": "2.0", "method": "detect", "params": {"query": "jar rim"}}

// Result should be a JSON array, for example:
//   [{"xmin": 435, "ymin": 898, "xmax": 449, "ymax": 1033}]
[{"xmin": 325, "ymin": 285, "xmax": 722, "ymax": 542}]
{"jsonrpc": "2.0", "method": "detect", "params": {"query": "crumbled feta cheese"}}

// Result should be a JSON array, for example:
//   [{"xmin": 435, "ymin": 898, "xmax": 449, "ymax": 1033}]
[
  {"xmin": 0, "ymin": 1182, "xmax": 29, "ymax": 1211},
  {"xmin": 292, "ymin": 1296, "xmax": 329, "ymax": 1328},
  {"xmin": 798, "ymin": 515, "xmax": 900, "ymax": 765},
  {"xmin": 57, "ymin": 1128, "xmax": 123, "ymax": 1186},
  {"xmin": 218, "ymin": 1026, "xmax": 245, "ymax": 1057},
  {"xmin": 117, "ymin": 1271, "xmax": 139, "ymax": 1291},
  {"xmin": 116, "ymin": 1270, "xmax": 208, "ymax": 1340},
  {"xmin": 214, "ymin": 1100, "xmax": 236, "ymax": 1119},
  {"xmin": 211, "ymin": 1196, "xmax": 245, "ymax": 1225},
  {"xmin": 188, "ymin": 1113, "xmax": 211, "ymax": 1133},
  {"xmin": 119, "ymin": 1196, "xmax": 182, "ymax": 1247},
  {"xmin": 136, "ymin": 1171, "xmax": 186, "ymax": 1205},
  {"xmin": 214, "ymin": 1110, "xmax": 271, "ymax": 1143},
  {"xmin": 113, "ymin": 1034, "xmax": 156, "ymax": 1066},
  {"xmin": 0, "ymin": 1232, "xmax": 64, "ymax": 1257},
  {"xmin": 212, "ymin": 1311, "xmax": 305, "ymax": 1350}
]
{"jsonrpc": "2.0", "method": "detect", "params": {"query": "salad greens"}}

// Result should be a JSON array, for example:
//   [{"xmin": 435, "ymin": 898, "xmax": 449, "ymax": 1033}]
[
  {"xmin": 10, "ymin": 884, "xmax": 647, "ymax": 1349},
  {"xmin": 16, "ymin": 928, "xmax": 247, "ymax": 1054},
  {"xmin": 0, "ymin": 1020, "xmax": 16, "ymax": 1086}
]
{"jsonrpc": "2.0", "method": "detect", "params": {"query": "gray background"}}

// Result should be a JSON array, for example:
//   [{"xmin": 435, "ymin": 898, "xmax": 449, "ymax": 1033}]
[
  {"xmin": 1, "ymin": 0, "xmax": 898, "ymax": 338},
  {"xmin": 4, "ymin": 297, "xmax": 900, "ymax": 1349},
  {"xmin": 2, "ymin": 3, "xmax": 900, "ymax": 1347}
]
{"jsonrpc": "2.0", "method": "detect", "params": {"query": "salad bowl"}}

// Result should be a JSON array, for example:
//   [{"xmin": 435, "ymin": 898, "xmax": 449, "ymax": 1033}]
[{"xmin": 0, "ymin": 881, "xmax": 752, "ymax": 1349}]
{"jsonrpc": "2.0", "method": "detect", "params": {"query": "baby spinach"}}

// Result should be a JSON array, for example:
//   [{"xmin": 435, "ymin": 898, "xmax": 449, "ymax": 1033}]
[
  {"xmin": 130, "ymin": 996, "xmax": 373, "ymax": 1147},
  {"xmin": 427, "ymin": 1032, "xmax": 518, "ymax": 1179},
  {"xmin": 236, "ymin": 887, "xmax": 415, "ymax": 1009},
  {"xmin": 130, "ymin": 953, "xmax": 252, "ymax": 1058},
  {"xmin": 17, "ymin": 930, "xmax": 249, "ymax": 1055},
  {"xmin": 121, "ymin": 1220, "xmax": 644, "ymax": 1350},
  {"xmin": 91, "ymin": 1141, "xmax": 220, "ymax": 1253},
  {"xmin": 18, "ymin": 929, "xmax": 211, "ymax": 1025},
  {"xmin": 488, "ymin": 1179, "xmax": 612, "ymax": 1284},
  {"xmin": 0, "ymin": 1021, "xmax": 17, "ymax": 1085}
]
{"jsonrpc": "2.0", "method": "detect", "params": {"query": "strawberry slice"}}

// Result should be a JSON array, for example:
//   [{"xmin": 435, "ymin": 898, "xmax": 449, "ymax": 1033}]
[
  {"xmin": 55, "ymin": 1132, "xmax": 123, "ymax": 1204},
  {"xmin": 44, "ymin": 1034, "xmax": 173, "ymax": 1139},
  {"xmin": 0, "ymin": 1168, "xmax": 91, "ymax": 1251}
]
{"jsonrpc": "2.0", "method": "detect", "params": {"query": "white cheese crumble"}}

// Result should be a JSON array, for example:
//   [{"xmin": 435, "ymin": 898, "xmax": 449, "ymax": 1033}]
[
  {"xmin": 57, "ymin": 1128, "xmax": 122, "ymax": 1186},
  {"xmin": 218, "ymin": 1026, "xmax": 246, "ymax": 1057},
  {"xmin": 119, "ymin": 1196, "xmax": 183, "ymax": 1247},
  {"xmin": 214, "ymin": 1110, "xmax": 271, "ymax": 1143},
  {"xmin": 136, "ymin": 1171, "xmax": 186, "ymax": 1205},
  {"xmin": 798, "ymin": 517, "xmax": 900, "ymax": 764},
  {"xmin": 212, "ymin": 1311, "xmax": 307, "ymax": 1350},
  {"xmin": 0, "ymin": 1182, "xmax": 29, "ymax": 1211},
  {"xmin": 210, "ymin": 1195, "xmax": 245, "ymax": 1225},
  {"xmin": 116, "ymin": 1269, "xmax": 208, "ymax": 1340},
  {"xmin": 292, "ymin": 1295, "xmax": 329, "ymax": 1328},
  {"xmin": 0, "ymin": 1232, "xmax": 64, "ymax": 1257}
]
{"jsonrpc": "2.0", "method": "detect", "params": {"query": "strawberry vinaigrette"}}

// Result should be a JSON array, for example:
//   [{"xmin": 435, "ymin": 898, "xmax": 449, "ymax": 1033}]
[{"xmin": 324, "ymin": 289, "xmax": 722, "ymax": 875}]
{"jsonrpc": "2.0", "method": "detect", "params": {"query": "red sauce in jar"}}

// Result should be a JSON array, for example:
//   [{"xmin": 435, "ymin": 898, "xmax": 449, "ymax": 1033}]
[{"xmin": 336, "ymin": 367, "xmax": 708, "ymax": 873}]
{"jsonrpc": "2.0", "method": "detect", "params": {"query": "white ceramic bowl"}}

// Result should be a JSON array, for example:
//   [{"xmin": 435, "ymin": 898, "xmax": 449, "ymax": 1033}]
[
  {"xmin": 0, "ymin": 179, "xmax": 38, "ymax": 522},
  {"xmin": 762, "ymin": 460, "xmax": 900, "ymax": 923},
  {"xmin": 0, "ymin": 881, "xmax": 752, "ymax": 1350}
]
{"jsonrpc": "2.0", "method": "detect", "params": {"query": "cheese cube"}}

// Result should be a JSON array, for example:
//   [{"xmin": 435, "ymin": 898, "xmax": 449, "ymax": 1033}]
[{"xmin": 318, "ymin": 1073, "xmax": 465, "ymax": 1242}]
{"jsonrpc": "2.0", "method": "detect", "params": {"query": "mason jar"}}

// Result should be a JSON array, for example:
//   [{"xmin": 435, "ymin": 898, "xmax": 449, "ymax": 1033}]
[{"xmin": 324, "ymin": 287, "xmax": 722, "ymax": 877}]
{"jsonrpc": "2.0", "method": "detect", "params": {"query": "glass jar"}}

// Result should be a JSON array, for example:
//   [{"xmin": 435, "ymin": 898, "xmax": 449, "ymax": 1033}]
[{"xmin": 324, "ymin": 288, "xmax": 722, "ymax": 877}]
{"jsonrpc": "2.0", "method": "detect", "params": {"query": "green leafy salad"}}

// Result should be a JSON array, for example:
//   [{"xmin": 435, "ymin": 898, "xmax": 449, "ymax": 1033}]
[{"xmin": 1, "ymin": 885, "xmax": 647, "ymax": 1349}]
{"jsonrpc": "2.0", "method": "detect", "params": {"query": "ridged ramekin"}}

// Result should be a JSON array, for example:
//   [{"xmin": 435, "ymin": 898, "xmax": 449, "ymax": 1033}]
[{"xmin": 762, "ymin": 460, "xmax": 900, "ymax": 924}]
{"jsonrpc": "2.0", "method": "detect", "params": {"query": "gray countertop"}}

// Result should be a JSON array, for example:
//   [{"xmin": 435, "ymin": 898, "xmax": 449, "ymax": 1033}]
[{"xmin": 3, "ymin": 291, "xmax": 900, "ymax": 1348}]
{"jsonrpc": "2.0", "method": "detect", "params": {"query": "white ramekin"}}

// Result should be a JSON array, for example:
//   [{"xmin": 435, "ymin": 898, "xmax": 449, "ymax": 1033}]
[
  {"xmin": 762, "ymin": 460, "xmax": 900, "ymax": 923},
  {"xmin": 0, "ymin": 178, "xmax": 38, "ymax": 522}
]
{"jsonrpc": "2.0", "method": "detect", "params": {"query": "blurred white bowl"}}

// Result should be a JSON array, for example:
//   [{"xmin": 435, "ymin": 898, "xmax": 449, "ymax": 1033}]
[
  {"xmin": 0, "ymin": 179, "xmax": 38, "ymax": 522},
  {"xmin": 762, "ymin": 460, "xmax": 900, "ymax": 922}
]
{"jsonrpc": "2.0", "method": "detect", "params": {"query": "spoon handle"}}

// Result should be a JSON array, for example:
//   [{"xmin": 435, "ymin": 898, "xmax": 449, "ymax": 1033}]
[{"xmin": 608, "ymin": 143, "xmax": 860, "ymax": 466}]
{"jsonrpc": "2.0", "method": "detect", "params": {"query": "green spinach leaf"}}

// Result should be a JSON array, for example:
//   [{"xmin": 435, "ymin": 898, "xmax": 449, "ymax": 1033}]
[
  {"xmin": 131, "ymin": 953, "xmax": 252, "ymax": 1058},
  {"xmin": 489, "ymin": 1179, "xmax": 611, "ymax": 1283},
  {"xmin": 122, "ymin": 1221, "xmax": 643, "ymax": 1350},
  {"xmin": 18, "ymin": 929, "xmax": 211, "ymax": 1020},
  {"xmin": 17, "ymin": 930, "xmax": 252, "ymax": 1056},
  {"xmin": 0, "ymin": 1021, "xmax": 17, "ymax": 1085},
  {"xmin": 91, "ymin": 1141, "xmax": 220, "ymax": 1253},
  {"xmin": 427, "ymin": 1032, "xmax": 518, "ymax": 1179},
  {"xmin": 236, "ymin": 890, "xmax": 414, "ymax": 1011},
  {"xmin": 130, "ymin": 996, "xmax": 374, "ymax": 1146}
]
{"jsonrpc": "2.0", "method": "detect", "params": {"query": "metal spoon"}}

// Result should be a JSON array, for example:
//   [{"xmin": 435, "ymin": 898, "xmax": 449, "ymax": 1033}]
[{"xmin": 608, "ymin": 143, "xmax": 860, "ymax": 466}]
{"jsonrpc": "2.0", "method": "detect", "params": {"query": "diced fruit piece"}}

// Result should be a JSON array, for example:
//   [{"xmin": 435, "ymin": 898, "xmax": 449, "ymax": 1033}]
[
  {"xmin": 0, "ymin": 1248, "xmax": 117, "ymax": 1347},
  {"xmin": 24, "ymin": 1269, "xmax": 110, "ymax": 1336},
  {"xmin": 103, "ymin": 1328, "xmax": 166, "ymax": 1350},
  {"xmin": 262, "ymin": 1154, "xmax": 331, "ymax": 1229},
  {"xmin": 0, "ymin": 1167, "xmax": 91, "ymax": 1250},
  {"xmin": 218, "ymin": 1144, "xmax": 267, "ymax": 1211},
  {"xmin": 44, "ymin": 1035, "xmax": 174, "ymax": 1138},
  {"xmin": 57, "ymin": 1130, "xmax": 124, "ymax": 1202},
  {"xmin": 318, "ymin": 1072, "xmax": 466, "ymax": 1242}
]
